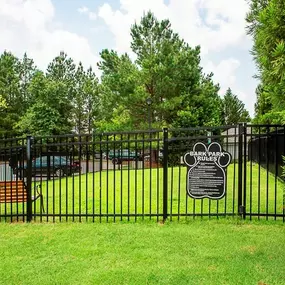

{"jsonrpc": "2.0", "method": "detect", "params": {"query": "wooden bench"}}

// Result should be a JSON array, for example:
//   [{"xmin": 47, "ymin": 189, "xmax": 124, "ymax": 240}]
[{"xmin": 0, "ymin": 181, "xmax": 44, "ymax": 212}]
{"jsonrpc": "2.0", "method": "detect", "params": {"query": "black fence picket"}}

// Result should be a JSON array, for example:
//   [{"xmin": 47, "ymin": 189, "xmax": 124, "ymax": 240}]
[{"xmin": 0, "ymin": 124, "xmax": 284, "ymax": 222}]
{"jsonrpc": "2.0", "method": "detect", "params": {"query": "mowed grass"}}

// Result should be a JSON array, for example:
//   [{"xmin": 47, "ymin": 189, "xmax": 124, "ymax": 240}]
[
  {"xmin": 1, "ymin": 163, "xmax": 284, "ymax": 221},
  {"xmin": 0, "ymin": 220, "xmax": 284, "ymax": 285}
]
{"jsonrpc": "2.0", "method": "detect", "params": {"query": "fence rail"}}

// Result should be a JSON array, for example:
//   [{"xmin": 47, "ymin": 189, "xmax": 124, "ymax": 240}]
[{"xmin": 0, "ymin": 124, "xmax": 284, "ymax": 222}]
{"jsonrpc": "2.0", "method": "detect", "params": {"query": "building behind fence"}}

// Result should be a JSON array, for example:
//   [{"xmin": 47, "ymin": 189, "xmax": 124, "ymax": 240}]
[{"xmin": 222, "ymin": 126, "xmax": 252, "ymax": 159}]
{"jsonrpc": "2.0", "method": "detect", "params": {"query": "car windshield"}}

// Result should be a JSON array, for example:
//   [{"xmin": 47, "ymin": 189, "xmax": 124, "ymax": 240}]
[
  {"xmin": 35, "ymin": 156, "xmax": 47, "ymax": 163},
  {"xmin": 35, "ymin": 156, "xmax": 69, "ymax": 164},
  {"xmin": 54, "ymin": 156, "xmax": 69, "ymax": 163}
]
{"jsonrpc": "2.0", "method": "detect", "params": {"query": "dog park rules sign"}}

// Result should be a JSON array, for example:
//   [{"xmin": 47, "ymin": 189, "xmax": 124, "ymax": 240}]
[{"xmin": 183, "ymin": 142, "xmax": 231, "ymax": 199}]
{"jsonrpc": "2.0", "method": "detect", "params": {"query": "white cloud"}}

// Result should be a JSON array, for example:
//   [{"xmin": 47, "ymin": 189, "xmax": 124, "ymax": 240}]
[
  {"xmin": 98, "ymin": 1, "xmax": 170, "ymax": 55},
  {"xmin": 78, "ymin": 5, "xmax": 97, "ymax": 20},
  {"xmin": 0, "ymin": 0, "xmax": 99, "ymax": 73},
  {"xmin": 203, "ymin": 58, "xmax": 241, "ymax": 95},
  {"xmin": 88, "ymin": 12, "xmax": 97, "ymax": 20},
  {"xmin": 78, "ymin": 6, "xmax": 89, "ymax": 14},
  {"xmin": 98, "ymin": 0, "xmax": 251, "ymax": 55},
  {"xmin": 203, "ymin": 58, "xmax": 256, "ymax": 116},
  {"xmin": 32, "ymin": 30, "xmax": 98, "ymax": 72}
]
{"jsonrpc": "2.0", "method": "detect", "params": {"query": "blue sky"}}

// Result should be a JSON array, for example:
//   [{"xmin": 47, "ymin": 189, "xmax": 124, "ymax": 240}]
[{"xmin": 0, "ymin": 0, "xmax": 258, "ymax": 116}]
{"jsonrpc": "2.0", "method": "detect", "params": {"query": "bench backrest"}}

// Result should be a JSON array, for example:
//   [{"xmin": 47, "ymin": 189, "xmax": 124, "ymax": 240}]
[{"xmin": 0, "ymin": 181, "xmax": 27, "ymax": 203}]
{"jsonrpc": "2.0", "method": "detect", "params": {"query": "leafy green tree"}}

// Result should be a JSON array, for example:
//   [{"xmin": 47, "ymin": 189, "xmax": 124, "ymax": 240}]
[
  {"xmin": 223, "ymin": 88, "xmax": 250, "ymax": 125},
  {"xmin": 15, "ymin": 102, "xmax": 64, "ymax": 136},
  {"xmin": 0, "ymin": 52, "xmax": 37, "ymax": 137},
  {"xmin": 27, "ymin": 70, "xmax": 47, "ymax": 105},
  {"xmin": 44, "ymin": 52, "xmax": 75, "ymax": 133},
  {"xmin": 97, "ymin": 12, "xmax": 223, "ymax": 131},
  {"xmin": 0, "ymin": 95, "xmax": 7, "ymax": 109},
  {"xmin": 47, "ymin": 51, "xmax": 76, "ymax": 83},
  {"xmin": 246, "ymin": 0, "xmax": 285, "ymax": 123},
  {"xmin": 18, "ymin": 53, "xmax": 36, "ymax": 109},
  {"xmin": 131, "ymin": 12, "xmax": 216, "ymax": 128},
  {"xmin": 173, "ymin": 73, "xmax": 223, "ymax": 128},
  {"xmin": 97, "ymin": 49, "xmax": 142, "ymax": 131},
  {"xmin": 83, "ymin": 67, "xmax": 99, "ymax": 134},
  {"xmin": 73, "ymin": 64, "xmax": 99, "ymax": 134},
  {"xmin": 16, "ymin": 71, "xmax": 73, "ymax": 135},
  {"xmin": 17, "ymin": 52, "xmax": 99, "ymax": 136},
  {"xmin": 17, "ymin": 51, "xmax": 76, "ymax": 136},
  {"xmin": 0, "ymin": 51, "xmax": 22, "ymax": 137},
  {"xmin": 73, "ymin": 62, "xmax": 86, "ymax": 134}
]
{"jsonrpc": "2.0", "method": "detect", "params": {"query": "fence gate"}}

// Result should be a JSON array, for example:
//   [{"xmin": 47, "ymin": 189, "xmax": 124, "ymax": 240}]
[
  {"xmin": 165, "ymin": 126, "xmax": 241, "ymax": 220},
  {"xmin": 243, "ymin": 124, "xmax": 285, "ymax": 221},
  {"xmin": 165, "ymin": 124, "xmax": 284, "ymax": 221},
  {"xmin": 0, "ymin": 124, "xmax": 284, "ymax": 222}
]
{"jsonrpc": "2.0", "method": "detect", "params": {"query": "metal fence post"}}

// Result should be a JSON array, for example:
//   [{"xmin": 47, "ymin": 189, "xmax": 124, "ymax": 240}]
[
  {"xmin": 47, "ymin": 155, "xmax": 51, "ymax": 180},
  {"xmin": 243, "ymin": 123, "xmax": 247, "ymax": 219},
  {"xmin": 163, "ymin": 128, "xmax": 168, "ymax": 221},
  {"xmin": 26, "ymin": 135, "xmax": 33, "ymax": 222},
  {"xmin": 99, "ymin": 134, "xmax": 103, "ymax": 172},
  {"xmin": 238, "ymin": 123, "xmax": 244, "ymax": 217}
]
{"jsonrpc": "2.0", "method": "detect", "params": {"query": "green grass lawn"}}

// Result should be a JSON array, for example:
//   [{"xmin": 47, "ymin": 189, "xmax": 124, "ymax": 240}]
[
  {"xmin": 1, "ymin": 163, "xmax": 284, "ymax": 222},
  {"xmin": 0, "ymin": 220, "xmax": 284, "ymax": 285}
]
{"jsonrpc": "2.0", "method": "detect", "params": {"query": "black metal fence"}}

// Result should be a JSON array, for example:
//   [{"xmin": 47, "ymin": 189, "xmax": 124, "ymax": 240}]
[
  {"xmin": 248, "ymin": 127, "xmax": 284, "ymax": 178},
  {"xmin": 0, "ymin": 124, "xmax": 284, "ymax": 222}
]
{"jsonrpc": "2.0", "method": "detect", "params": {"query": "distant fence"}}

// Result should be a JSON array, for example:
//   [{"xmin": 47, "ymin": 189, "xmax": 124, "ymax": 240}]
[
  {"xmin": 0, "ymin": 124, "xmax": 284, "ymax": 222},
  {"xmin": 248, "ymin": 127, "xmax": 285, "ymax": 178}
]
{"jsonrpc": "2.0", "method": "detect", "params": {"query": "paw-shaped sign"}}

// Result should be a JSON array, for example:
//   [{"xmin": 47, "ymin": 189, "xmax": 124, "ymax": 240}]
[{"xmin": 184, "ymin": 142, "xmax": 231, "ymax": 199}]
